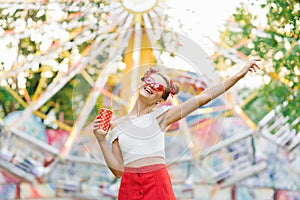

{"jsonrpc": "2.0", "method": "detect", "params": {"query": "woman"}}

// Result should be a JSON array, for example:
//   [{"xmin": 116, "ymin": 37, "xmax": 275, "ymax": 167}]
[{"xmin": 93, "ymin": 59, "xmax": 261, "ymax": 199}]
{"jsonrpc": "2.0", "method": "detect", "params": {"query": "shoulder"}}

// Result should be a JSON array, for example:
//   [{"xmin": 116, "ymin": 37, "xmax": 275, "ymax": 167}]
[
  {"xmin": 110, "ymin": 114, "xmax": 129, "ymax": 130},
  {"xmin": 107, "ymin": 115, "xmax": 129, "ymax": 143},
  {"xmin": 154, "ymin": 105, "xmax": 172, "ymax": 113}
]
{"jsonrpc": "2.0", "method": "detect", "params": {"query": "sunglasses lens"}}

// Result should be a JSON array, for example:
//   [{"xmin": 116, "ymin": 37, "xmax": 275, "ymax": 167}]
[
  {"xmin": 144, "ymin": 76, "xmax": 165, "ymax": 93},
  {"xmin": 154, "ymin": 84, "xmax": 164, "ymax": 92},
  {"xmin": 144, "ymin": 77, "xmax": 153, "ymax": 84}
]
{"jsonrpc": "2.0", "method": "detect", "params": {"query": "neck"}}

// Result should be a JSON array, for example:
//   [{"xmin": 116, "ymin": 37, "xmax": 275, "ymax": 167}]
[{"xmin": 130, "ymin": 100, "xmax": 155, "ymax": 117}]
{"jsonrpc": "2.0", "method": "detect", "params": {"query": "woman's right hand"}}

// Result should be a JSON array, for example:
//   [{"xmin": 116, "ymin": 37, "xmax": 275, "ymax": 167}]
[{"xmin": 93, "ymin": 118, "xmax": 108, "ymax": 141}]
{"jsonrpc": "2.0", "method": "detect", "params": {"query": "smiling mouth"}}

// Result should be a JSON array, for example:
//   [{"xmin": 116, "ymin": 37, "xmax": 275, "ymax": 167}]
[{"xmin": 144, "ymin": 87, "xmax": 153, "ymax": 95}]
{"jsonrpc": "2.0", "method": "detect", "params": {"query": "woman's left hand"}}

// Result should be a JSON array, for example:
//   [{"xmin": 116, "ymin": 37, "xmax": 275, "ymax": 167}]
[{"xmin": 239, "ymin": 58, "xmax": 261, "ymax": 77}]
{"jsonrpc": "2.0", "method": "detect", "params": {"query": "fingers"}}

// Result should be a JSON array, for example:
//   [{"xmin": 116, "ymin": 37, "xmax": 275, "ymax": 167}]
[
  {"xmin": 93, "ymin": 125, "xmax": 105, "ymax": 135},
  {"xmin": 93, "ymin": 118, "xmax": 109, "ymax": 136},
  {"xmin": 93, "ymin": 124, "xmax": 99, "ymax": 130},
  {"xmin": 248, "ymin": 58, "xmax": 261, "ymax": 73},
  {"xmin": 249, "ymin": 64, "xmax": 259, "ymax": 72},
  {"xmin": 93, "ymin": 119, "xmax": 100, "ymax": 131},
  {"xmin": 252, "ymin": 63, "xmax": 260, "ymax": 68}
]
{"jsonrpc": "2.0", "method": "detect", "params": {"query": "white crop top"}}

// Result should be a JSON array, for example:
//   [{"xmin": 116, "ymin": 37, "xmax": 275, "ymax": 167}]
[{"xmin": 106, "ymin": 106, "xmax": 171, "ymax": 165}]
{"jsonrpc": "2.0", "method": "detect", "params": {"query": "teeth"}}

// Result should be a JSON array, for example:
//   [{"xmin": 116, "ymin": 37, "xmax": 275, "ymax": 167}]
[{"xmin": 144, "ymin": 87, "xmax": 152, "ymax": 94}]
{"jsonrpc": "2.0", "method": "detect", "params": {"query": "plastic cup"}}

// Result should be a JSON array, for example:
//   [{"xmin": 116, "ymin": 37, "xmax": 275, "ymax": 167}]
[{"xmin": 97, "ymin": 108, "xmax": 113, "ymax": 134}]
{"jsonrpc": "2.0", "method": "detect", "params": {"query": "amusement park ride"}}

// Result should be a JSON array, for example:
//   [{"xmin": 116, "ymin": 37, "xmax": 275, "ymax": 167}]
[{"xmin": 0, "ymin": 0, "xmax": 299, "ymax": 199}]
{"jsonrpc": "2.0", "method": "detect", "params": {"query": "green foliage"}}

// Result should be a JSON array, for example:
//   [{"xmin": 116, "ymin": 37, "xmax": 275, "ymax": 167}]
[
  {"xmin": 0, "ymin": 87, "xmax": 24, "ymax": 118},
  {"xmin": 243, "ymin": 80, "xmax": 299, "ymax": 129},
  {"xmin": 214, "ymin": 0, "xmax": 299, "ymax": 132},
  {"xmin": 19, "ymin": 37, "xmax": 39, "ymax": 56}
]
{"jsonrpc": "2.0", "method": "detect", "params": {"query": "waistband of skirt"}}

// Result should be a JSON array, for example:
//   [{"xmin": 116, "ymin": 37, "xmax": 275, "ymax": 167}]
[{"xmin": 124, "ymin": 164, "xmax": 166, "ymax": 173}]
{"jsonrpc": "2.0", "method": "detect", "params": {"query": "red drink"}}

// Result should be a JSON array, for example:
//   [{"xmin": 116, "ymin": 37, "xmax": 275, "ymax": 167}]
[{"xmin": 97, "ymin": 108, "xmax": 113, "ymax": 134}]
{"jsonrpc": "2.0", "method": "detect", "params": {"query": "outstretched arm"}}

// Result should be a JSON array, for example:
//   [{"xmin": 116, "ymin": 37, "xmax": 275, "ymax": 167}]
[{"xmin": 164, "ymin": 59, "xmax": 261, "ymax": 126}]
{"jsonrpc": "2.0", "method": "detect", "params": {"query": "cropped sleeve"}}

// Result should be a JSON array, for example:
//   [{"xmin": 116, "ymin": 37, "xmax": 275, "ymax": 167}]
[
  {"xmin": 106, "ymin": 126, "xmax": 121, "ymax": 143},
  {"xmin": 151, "ymin": 105, "xmax": 172, "ymax": 118}
]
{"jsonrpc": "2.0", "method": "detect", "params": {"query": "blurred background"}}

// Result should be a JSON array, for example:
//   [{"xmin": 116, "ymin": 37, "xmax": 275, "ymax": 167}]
[{"xmin": 0, "ymin": 0, "xmax": 299, "ymax": 199}]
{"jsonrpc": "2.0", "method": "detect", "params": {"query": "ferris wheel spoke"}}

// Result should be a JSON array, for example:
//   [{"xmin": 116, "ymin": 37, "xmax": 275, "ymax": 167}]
[
  {"xmin": 3, "ymin": 10, "xmax": 89, "ymax": 39},
  {"xmin": 0, "ymin": 23, "xmax": 101, "ymax": 81},
  {"xmin": 0, "ymin": 25, "xmax": 86, "ymax": 81},
  {"xmin": 113, "ymin": 11, "xmax": 131, "ymax": 28},
  {"xmin": 81, "ymin": 69, "xmax": 128, "ymax": 106},
  {"xmin": 110, "ymin": 5, "xmax": 125, "ymax": 16},
  {"xmin": 117, "ymin": 14, "xmax": 134, "ymax": 33},
  {"xmin": 114, "ymin": 26, "xmax": 133, "ymax": 58},
  {"xmin": 62, "ymin": 59, "xmax": 120, "ymax": 156},
  {"xmin": 143, "ymin": 13, "xmax": 162, "ymax": 63},
  {"xmin": 129, "ymin": 20, "xmax": 142, "ymax": 93},
  {"xmin": 153, "ymin": 6, "xmax": 164, "ymax": 16},
  {"xmin": 152, "ymin": 9, "xmax": 169, "ymax": 29},
  {"xmin": 111, "ymin": 13, "xmax": 134, "ymax": 47},
  {"xmin": 148, "ymin": 10, "xmax": 161, "ymax": 28},
  {"xmin": 0, "ymin": 52, "xmax": 55, "ymax": 82},
  {"xmin": 62, "ymin": 26, "xmax": 133, "ymax": 155},
  {"xmin": 5, "ymin": 32, "xmax": 117, "ymax": 132},
  {"xmin": 23, "ymin": 33, "xmax": 117, "ymax": 113},
  {"xmin": 148, "ymin": 10, "xmax": 166, "ymax": 41}
]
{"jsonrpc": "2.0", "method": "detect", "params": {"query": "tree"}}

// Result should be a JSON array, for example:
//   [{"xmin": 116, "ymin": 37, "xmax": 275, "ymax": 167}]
[
  {"xmin": 213, "ymin": 0, "xmax": 299, "ymax": 131},
  {"xmin": 0, "ymin": 1, "xmax": 109, "ymax": 129}
]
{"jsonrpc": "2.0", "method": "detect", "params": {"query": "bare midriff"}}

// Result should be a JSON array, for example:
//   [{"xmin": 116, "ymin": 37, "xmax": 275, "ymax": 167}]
[{"xmin": 125, "ymin": 156, "xmax": 165, "ymax": 168}]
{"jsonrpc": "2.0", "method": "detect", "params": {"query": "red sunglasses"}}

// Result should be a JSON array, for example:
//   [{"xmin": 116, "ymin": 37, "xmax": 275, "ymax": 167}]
[{"xmin": 143, "ymin": 76, "xmax": 165, "ymax": 93}]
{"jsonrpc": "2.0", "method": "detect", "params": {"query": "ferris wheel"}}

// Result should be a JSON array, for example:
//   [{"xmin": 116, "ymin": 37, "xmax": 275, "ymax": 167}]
[
  {"xmin": 0, "ymin": 0, "xmax": 220, "ymax": 158},
  {"xmin": 3, "ymin": 0, "xmax": 294, "ymax": 199}
]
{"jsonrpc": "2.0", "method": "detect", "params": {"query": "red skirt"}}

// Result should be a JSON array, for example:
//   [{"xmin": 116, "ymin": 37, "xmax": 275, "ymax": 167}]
[{"xmin": 118, "ymin": 164, "xmax": 176, "ymax": 200}]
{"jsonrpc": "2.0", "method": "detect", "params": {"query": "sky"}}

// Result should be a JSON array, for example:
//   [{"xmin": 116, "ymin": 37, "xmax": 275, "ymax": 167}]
[
  {"xmin": 161, "ymin": 0, "xmax": 244, "ymax": 72},
  {"xmin": 162, "ymin": 0, "xmax": 264, "ymax": 88},
  {"xmin": 166, "ymin": 0, "xmax": 244, "ymax": 51}
]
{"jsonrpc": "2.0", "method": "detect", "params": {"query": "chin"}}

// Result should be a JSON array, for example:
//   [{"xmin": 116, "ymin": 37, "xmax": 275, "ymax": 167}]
[{"xmin": 140, "ymin": 91, "xmax": 151, "ymax": 99}]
